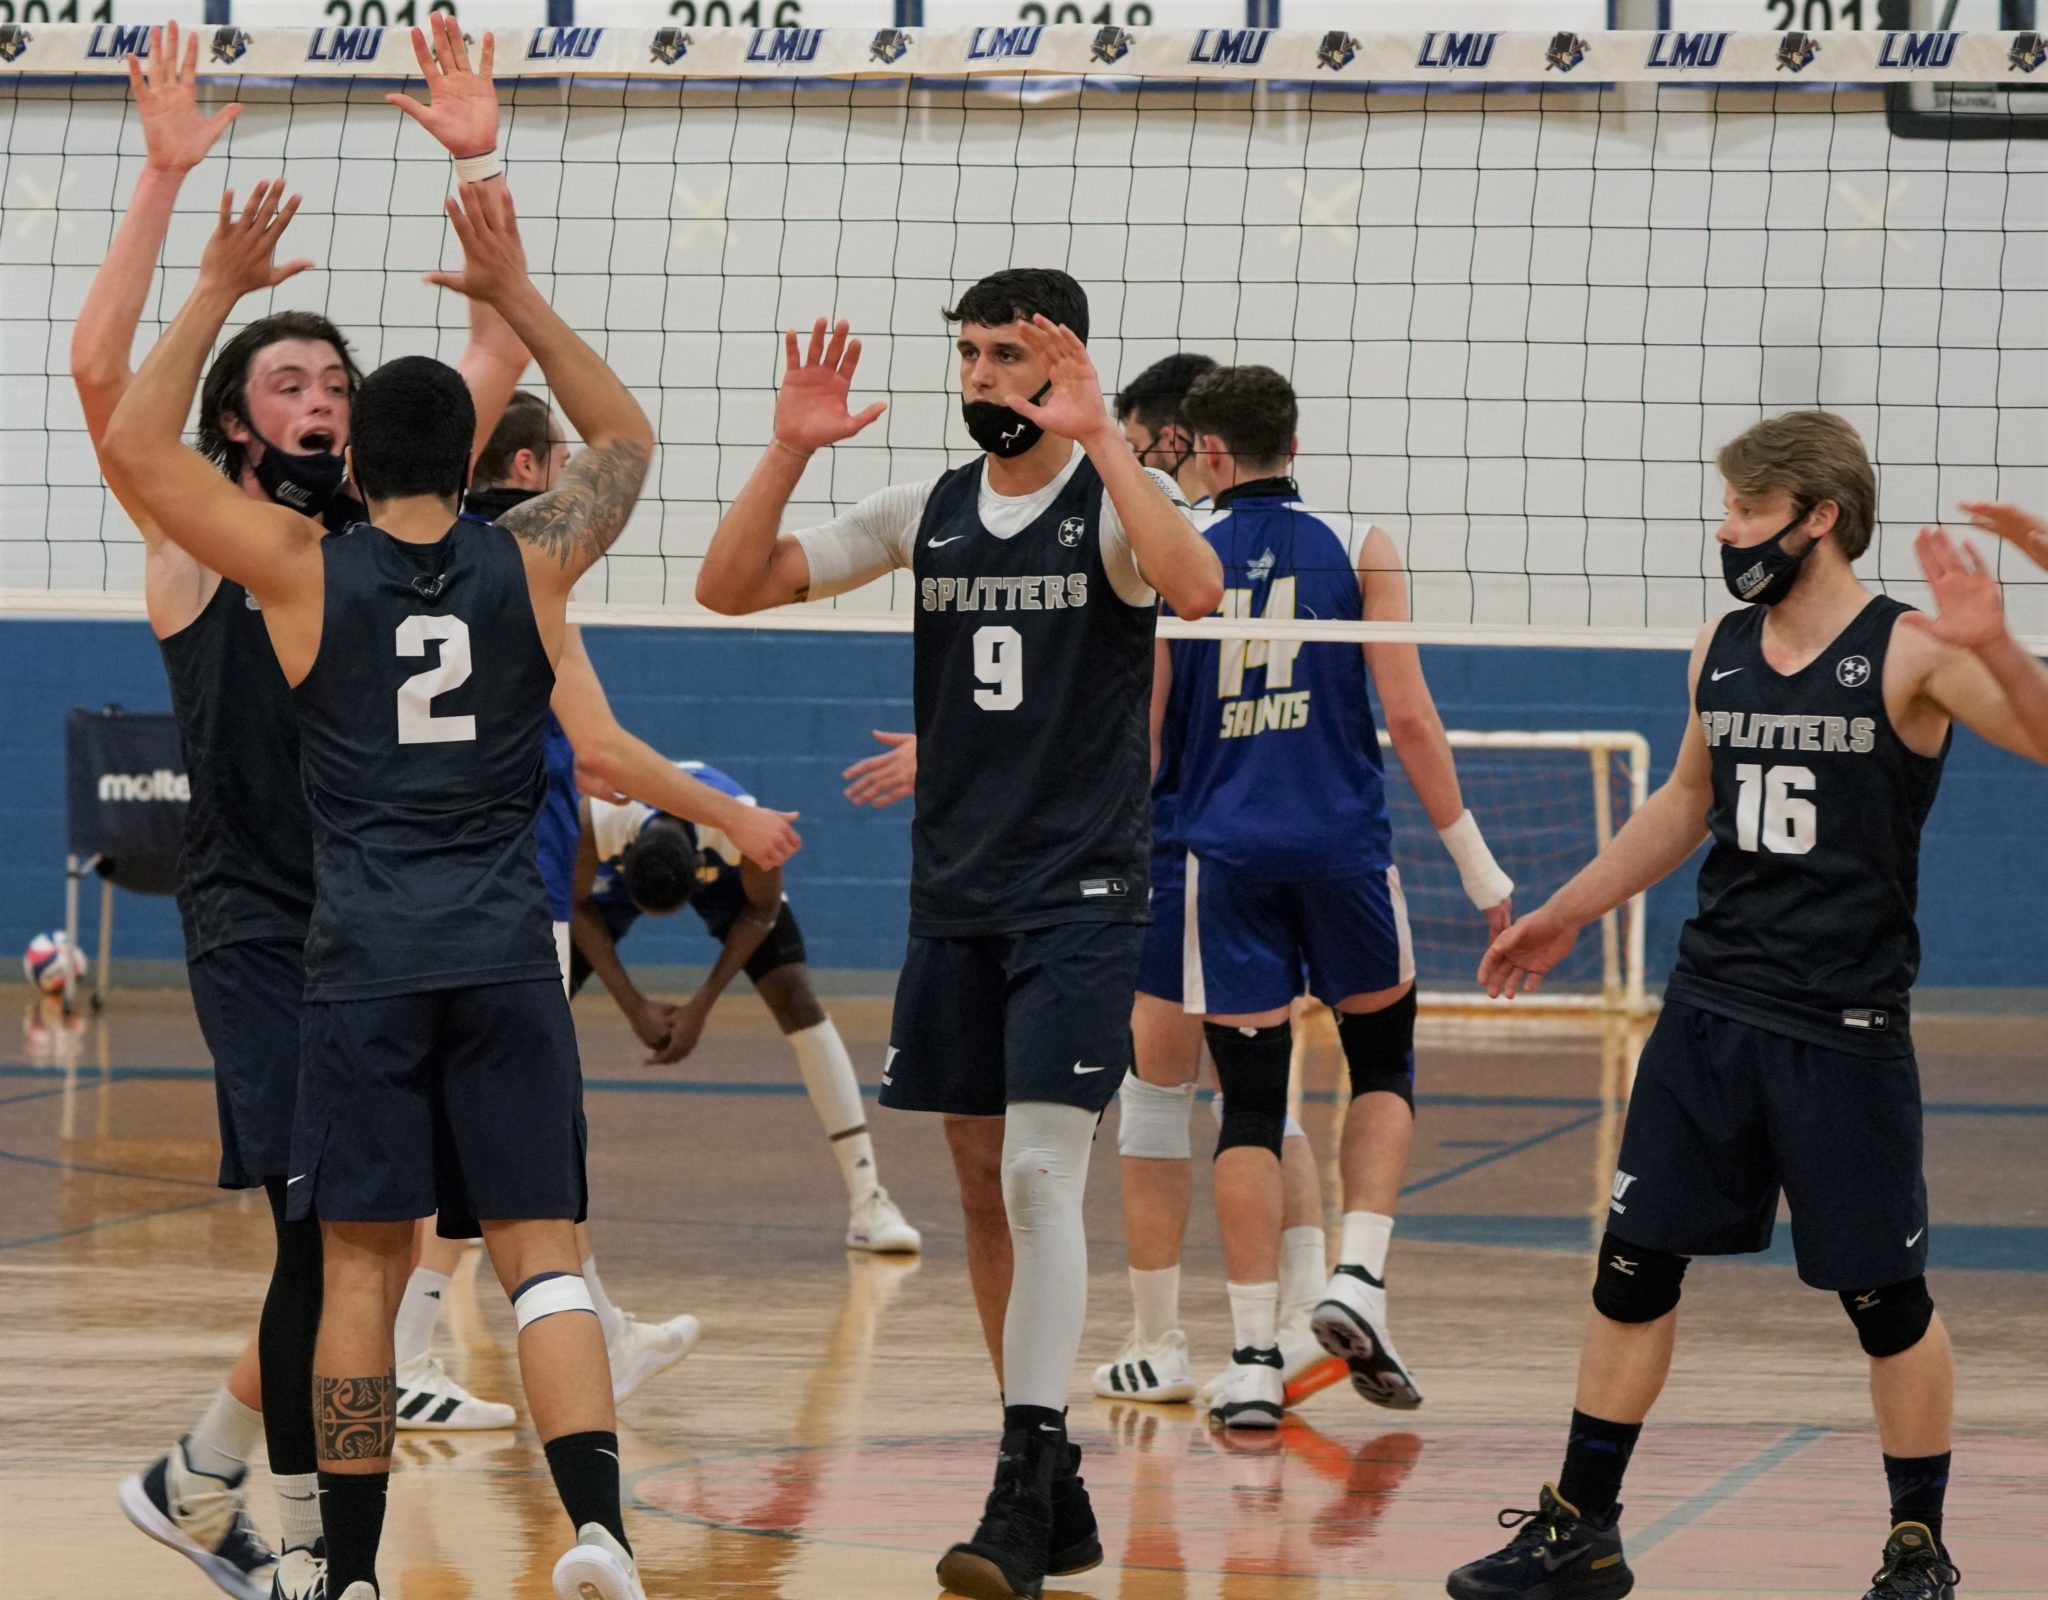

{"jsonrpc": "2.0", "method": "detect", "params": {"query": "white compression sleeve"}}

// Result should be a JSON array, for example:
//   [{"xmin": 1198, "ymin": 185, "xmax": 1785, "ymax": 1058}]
[{"xmin": 999, "ymin": 1101, "xmax": 1099, "ymax": 1411}]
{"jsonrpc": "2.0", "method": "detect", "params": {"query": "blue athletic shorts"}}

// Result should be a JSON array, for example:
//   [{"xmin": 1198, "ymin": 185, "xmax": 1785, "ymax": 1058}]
[{"xmin": 1183, "ymin": 857, "xmax": 1414, "ymax": 1016}]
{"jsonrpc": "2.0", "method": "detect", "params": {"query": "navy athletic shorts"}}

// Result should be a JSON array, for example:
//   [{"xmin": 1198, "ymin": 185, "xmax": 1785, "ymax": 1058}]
[
  {"xmin": 1134, "ymin": 847, "xmax": 1185, "ymax": 1004},
  {"xmin": 567, "ymin": 897, "xmax": 808, "ymax": 996},
  {"xmin": 189, "ymin": 937, "xmax": 306, "ymax": 1190},
  {"xmin": 288, "ymin": 978, "xmax": 587, "ymax": 1237},
  {"xmin": 883, "ymin": 920, "xmax": 1143, "ymax": 1118},
  {"xmin": 1608, "ymin": 999, "xmax": 1930, "ymax": 1291}
]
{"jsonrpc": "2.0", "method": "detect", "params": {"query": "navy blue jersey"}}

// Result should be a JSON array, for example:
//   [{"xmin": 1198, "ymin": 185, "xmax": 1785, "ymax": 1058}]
[
  {"xmin": 291, "ymin": 520, "xmax": 561, "ymax": 1001},
  {"xmin": 157, "ymin": 577, "xmax": 316, "ymax": 958},
  {"xmin": 1669, "ymin": 596, "xmax": 1947, "ymax": 1057},
  {"xmin": 1173, "ymin": 484, "xmax": 1393, "ymax": 881},
  {"xmin": 533, "ymin": 712, "xmax": 579, "ymax": 923},
  {"xmin": 910, "ymin": 457, "xmax": 1157, "ymax": 935}
]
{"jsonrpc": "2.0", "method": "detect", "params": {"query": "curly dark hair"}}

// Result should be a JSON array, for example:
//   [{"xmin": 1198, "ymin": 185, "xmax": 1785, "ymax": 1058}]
[
  {"xmin": 943, "ymin": 268, "xmax": 1090, "ymax": 344},
  {"xmin": 1182, "ymin": 365, "xmax": 1298, "ymax": 468}
]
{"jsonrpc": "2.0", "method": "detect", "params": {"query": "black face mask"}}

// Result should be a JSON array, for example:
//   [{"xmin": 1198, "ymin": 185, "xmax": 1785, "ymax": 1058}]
[
  {"xmin": 247, "ymin": 426, "xmax": 348, "ymax": 518},
  {"xmin": 962, "ymin": 382, "xmax": 1053, "ymax": 459},
  {"xmin": 1722, "ymin": 508, "xmax": 1817, "ymax": 607},
  {"xmin": 463, "ymin": 484, "xmax": 539, "ymax": 522}
]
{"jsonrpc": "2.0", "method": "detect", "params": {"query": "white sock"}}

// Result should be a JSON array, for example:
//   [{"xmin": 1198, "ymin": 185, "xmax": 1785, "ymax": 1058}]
[
  {"xmin": 1226, "ymin": 1281, "xmax": 1280, "ymax": 1354},
  {"xmin": 275, "ymin": 1472, "xmax": 322, "ymax": 1553},
  {"xmin": 789, "ymin": 1018, "xmax": 880, "ymax": 1207},
  {"xmin": 1340, "ymin": 1210, "xmax": 1396, "ymax": 1283},
  {"xmin": 183, "ymin": 1386, "xmax": 262, "ymax": 1480},
  {"xmin": 999, "ymin": 1101, "xmax": 1098, "ymax": 1410},
  {"xmin": 392, "ymin": 1268, "xmax": 452, "ymax": 1369},
  {"xmin": 1129, "ymin": 1264, "xmax": 1181, "ymax": 1344},
  {"xmin": 1280, "ymin": 1226, "xmax": 1327, "ymax": 1322},
  {"xmin": 581, "ymin": 1255, "xmax": 628, "ymax": 1345}
]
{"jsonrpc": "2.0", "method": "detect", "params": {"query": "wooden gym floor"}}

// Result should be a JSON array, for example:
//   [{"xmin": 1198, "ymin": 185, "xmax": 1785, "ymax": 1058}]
[{"xmin": 1, "ymin": 987, "xmax": 2042, "ymax": 1598}]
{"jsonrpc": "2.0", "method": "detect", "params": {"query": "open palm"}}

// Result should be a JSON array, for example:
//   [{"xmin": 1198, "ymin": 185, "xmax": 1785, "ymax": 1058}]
[
  {"xmin": 1905, "ymin": 527, "xmax": 2005, "ymax": 651},
  {"xmin": 1958, "ymin": 500, "xmax": 2048, "ymax": 575},
  {"xmin": 1478, "ymin": 905, "xmax": 1579, "ymax": 1000},
  {"xmin": 386, "ymin": 13, "xmax": 499, "ymax": 158},
  {"xmin": 132, "ymin": 22, "xmax": 241, "ymax": 174},
  {"xmin": 1007, "ymin": 315, "xmax": 1109, "ymax": 442},
  {"xmin": 774, "ymin": 319, "xmax": 886, "ymax": 453},
  {"xmin": 198, "ymin": 180, "xmax": 313, "ymax": 302}
]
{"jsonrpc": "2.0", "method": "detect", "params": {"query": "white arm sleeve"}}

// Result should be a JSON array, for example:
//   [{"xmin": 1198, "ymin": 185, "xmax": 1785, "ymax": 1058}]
[
  {"xmin": 588, "ymin": 796, "xmax": 648, "ymax": 865},
  {"xmin": 790, "ymin": 480, "xmax": 934, "ymax": 601},
  {"xmin": 1097, "ymin": 466, "xmax": 1188, "ymax": 608}
]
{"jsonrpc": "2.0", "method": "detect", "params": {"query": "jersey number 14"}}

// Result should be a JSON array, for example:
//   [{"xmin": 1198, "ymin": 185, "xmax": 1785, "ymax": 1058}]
[{"xmin": 396, "ymin": 615, "xmax": 477, "ymax": 745}]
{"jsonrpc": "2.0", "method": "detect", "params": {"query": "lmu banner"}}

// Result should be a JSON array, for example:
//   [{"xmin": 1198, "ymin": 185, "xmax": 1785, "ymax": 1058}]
[{"xmin": 65, "ymin": 706, "xmax": 185, "ymax": 897}]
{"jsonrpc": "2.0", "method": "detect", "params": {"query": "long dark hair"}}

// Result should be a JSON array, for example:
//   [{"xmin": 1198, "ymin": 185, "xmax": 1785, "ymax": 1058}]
[{"xmin": 196, "ymin": 312, "xmax": 362, "ymax": 481}]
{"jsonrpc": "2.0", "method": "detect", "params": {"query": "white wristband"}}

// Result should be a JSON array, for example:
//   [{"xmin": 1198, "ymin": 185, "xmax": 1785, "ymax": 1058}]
[
  {"xmin": 453, "ymin": 148, "xmax": 504, "ymax": 184},
  {"xmin": 1439, "ymin": 810, "xmax": 1514, "ymax": 911}
]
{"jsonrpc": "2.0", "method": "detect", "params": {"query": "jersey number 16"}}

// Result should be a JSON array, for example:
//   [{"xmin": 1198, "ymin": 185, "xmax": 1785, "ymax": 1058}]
[{"xmin": 1733, "ymin": 762, "xmax": 1816, "ymax": 855}]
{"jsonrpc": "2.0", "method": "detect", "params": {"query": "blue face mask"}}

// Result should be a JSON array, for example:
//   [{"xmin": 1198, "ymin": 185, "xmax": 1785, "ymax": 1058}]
[
  {"xmin": 1722, "ymin": 507, "xmax": 1817, "ymax": 606},
  {"xmin": 247, "ymin": 425, "xmax": 348, "ymax": 517}
]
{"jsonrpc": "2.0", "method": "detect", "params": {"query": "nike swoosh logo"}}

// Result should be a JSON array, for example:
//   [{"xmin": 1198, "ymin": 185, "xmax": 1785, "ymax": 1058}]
[
  {"xmin": 1072, "ymin": 1062, "xmax": 1106, "ymax": 1075},
  {"xmin": 928, "ymin": 535, "xmax": 966, "ymax": 548},
  {"xmin": 1906, "ymin": 1228, "xmax": 1924, "ymax": 1247},
  {"xmin": 1710, "ymin": 667, "xmax": 1744, "ymax": 681},
  {"xmin": 287, "ymin": 1174, "xmax": 307, "ymax": 1185}
]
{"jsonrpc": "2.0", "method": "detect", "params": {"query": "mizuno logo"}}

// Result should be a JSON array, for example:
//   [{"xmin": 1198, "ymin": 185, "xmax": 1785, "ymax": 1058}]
[
  {"xmin": 1072, "ymin": 1061, "xmax": 1106, "ymax": 1075},
  {"xmin": 929, "ymin": 535, "xmax": 965, "ymax": 547},
  {"xmin": 1905, "ymin": 1228, "xmax": 1924, "ymax": 1248},
  {"xmin": 1856, "ymin": 1290, "xmax": 1881, "ymax": 1309},
  {"xmin": 881, "ymin": 1046, "xmax": 898, "ymax": 1085},
  {"xmin": 1710, "ymin": 667, "xmax": 1744, "ymax": 681},
  {"xmin": 1609, "ymin": 1255, "xmax": 1638, "ymax": 1277}
]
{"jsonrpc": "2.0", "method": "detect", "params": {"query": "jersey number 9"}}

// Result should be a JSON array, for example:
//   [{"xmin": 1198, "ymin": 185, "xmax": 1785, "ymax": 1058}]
[{"xmin": 973, "ymin": 624, "xmax": 1024, "ymax": 711}]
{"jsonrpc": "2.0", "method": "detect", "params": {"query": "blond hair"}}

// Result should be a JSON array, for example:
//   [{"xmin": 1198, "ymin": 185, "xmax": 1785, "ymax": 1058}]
[{"xmin": 1716, "ymin": 410, "xmax": 1876, "ymax": 560}]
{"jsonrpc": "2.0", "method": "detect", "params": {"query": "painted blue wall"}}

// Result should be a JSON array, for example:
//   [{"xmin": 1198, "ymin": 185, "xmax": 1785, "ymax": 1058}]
[{"xmin": 4, "ymin": 617, "xmax": 2045, "ymax": 990}]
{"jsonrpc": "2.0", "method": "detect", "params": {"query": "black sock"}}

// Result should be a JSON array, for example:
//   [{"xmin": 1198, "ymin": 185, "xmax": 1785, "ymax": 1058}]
[
  {"xmin": 260, "ymin": 1178, "xmax": 324, "ymax": 1482},
  {"xmin": 316, "ymin": 1470, "xmax": 388, "ymax": 1595},
  {"xmin": 1556, "ymin": 1410, "xmax": 1642, "ymax": 1520},
  {"xmin": 544, "ymin": 1430, "xmax": 629, "ymax": 1553},
  {"xmin": 1883, "ymin": 1450, "xmax": 1950, "ymax": 1549},
  {"xmin": 1001, "ymin": 1402, "xmax": 1065, "ymax": 1441}
]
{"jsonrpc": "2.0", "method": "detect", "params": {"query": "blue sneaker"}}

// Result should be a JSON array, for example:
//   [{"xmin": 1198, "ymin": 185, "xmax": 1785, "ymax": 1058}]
[
  {"xmin": 1864, "ymin": 1522, "xmax": 1960, "ymax": 1599},
  {"xmin": 118, "ymin": 1437, "xmax": 277, "ymax": 1600},
  {"xmin": 1446, "ymin": 1484, "xmax": 1634, "ymax": 1599}
]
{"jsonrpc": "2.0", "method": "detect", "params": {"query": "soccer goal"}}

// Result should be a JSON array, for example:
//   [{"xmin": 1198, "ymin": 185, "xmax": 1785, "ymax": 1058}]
[{"xmin": 1382, "ymin": 728, "xmax": 1652, "ymax": 1016}]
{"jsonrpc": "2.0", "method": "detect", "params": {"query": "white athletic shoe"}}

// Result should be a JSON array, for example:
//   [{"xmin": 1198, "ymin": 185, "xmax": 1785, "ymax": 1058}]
[
  {"xmin": 1310, "ymin": 1265, "xmax": 1423, "ymax": 1410},
  {"xmin": 338, "ymin": 1586, "xmax": 379, "ymax": 1600},
  {"xmin": 552, "ymin": 1523, "xmax": 647, "ymax": 1600},
  {"xmin": 118, "ymin": 1438, "xmax": 277, "ymax": 1600},
  {"xmin": 845, "ymin": 1187, "xmax": 922, "ymax": 1253},
  {"xmin": 609, "ymin": 1310, "xmax": 702, "ymax": 1404},
  {"xmin": 1205, "ymin": 1349, "xmax": 1286, "ymax": 1430},
  {"xmin": 394, "ymin": 1354, "xmax": 516, "ymax": 1431},
  {"xmin": 1092, "ymin": 1328, "xmax": 1196, "ymax": 1402},
  {"xmin": 268, "ymin": 1543, "xmax": 325, "ymax": 1600}
]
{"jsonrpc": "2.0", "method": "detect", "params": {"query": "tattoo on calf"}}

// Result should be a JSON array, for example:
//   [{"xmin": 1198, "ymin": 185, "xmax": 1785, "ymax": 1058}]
[{"xmin": 315, "ymin": 1374, "xmax": 396, "ymax": 1463}]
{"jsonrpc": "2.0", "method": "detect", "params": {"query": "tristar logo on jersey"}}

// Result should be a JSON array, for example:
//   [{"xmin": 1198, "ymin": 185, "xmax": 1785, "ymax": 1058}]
[
  {"xmin": 1836, "ymin": 653, "xmax": 1872, "ymax": 688},
  {"xmin": 1776, "ymin": 32, "xmax": 1820, "ymax": 73},
  {"xmin": 1057, "ymin": 516, "xmax": 1084, "ymax": 548},
  {"xmin": 98, "ymin": 769, "xmax": 191, "ymax": 803},
  {"xmin": 868, "ymin": 28, "xmax": 910, "ymax": 66},
  {"xmin": 650, "ymin": 27, "xmax": 692, "ymax": 65},
  {"xmin": 0, "ymin": 24, "xmax": 29, "ymax": 62},
  {"xmin": 527, "ymin": 27, "xmax": 602, "ymax": 62},
  {"xmin": 1190, "ymin": 29, "xmax": 1271, "ymax": 67},
  {"xmin": 919, "ymin": 574, "xmax": 1088, "ymax": 613},
  {"xmin": 1091, "ymin": 26, "xmax": 1132, "ymax": 66},
  {"xmin": 1545, "ymin": 32, "xmax": 1588, "ymax": 73},
  {"xmin": 1878, "ymin": 32, "xmax": 1960, "ymax": 71},
  {"xmin": 307, "ymin": 27, "xmax": 384, "ymax": 64},
  {"xmin": 749, "ymin": 28, "xmax": 823, "ymax": 65},
  {"xmin": 1647, "ymin": 31, "xmax": 1729, "ymax": 71},
  {"xmin": 86, "ymin": 25, "xmax": 151, "ymax": 61},
  {"xmin": 2012, "ymin": 32, "xmax": 2047, "ymax": 73},
  {"xmin": 1245, "ymin": 548, "xmax": 1276, "ymax": 584},
  {"xmin": 211, "ymin": 27, "xmax": 251, "ymax": 65},
  {"xmin": 1417, "ymin": 31, "xmax": 1497, "ymax": 70},
  {"xmin": 1700, "ymin": 710, "xmax": 1877, "ymax": 754},
  {"xmin": 966, "ymin": 25, "xmax": 1041, "ymax": 62},
  {"xmin": 1316, "ymin": 32, "xmax": 1360, "ymax": 72}
]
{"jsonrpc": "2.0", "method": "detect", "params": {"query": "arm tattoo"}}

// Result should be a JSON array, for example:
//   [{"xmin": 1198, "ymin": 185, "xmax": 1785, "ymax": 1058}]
[
  {"xmin": 499, "ymin": 437, "xmax": 652, "ymax": 575},
  {"xmin": 315, "ymin": 1374, "xmax": 396, "ymax": 1464}
]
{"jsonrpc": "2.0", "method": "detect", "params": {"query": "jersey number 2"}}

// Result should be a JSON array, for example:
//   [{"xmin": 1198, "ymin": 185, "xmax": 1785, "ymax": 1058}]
[
  {"xmin": 973, "ymin": 624, "xmax": 1023, "ymax": 711},
  {"xmin": 1734, "ymin": 763, "xmax": 1816, "ymax": 855},
  {"xmin": 396, "ymin": 615, "xmax": 477, "ymax": 745}
]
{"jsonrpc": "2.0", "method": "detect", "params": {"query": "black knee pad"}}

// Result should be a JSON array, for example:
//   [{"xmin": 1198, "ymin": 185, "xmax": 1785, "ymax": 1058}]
[
  {"xmin": 1336, "ymin": 988, "xmax": 1417, "ymax": 1108},
  {"xmin": 1841, "ymin": 1276, "xmax": 1934, "ymax": 1358},
  {"xmin": 1204, "ymin": 1021, "xmax": 1291, "ymax": 1159},
  {"xmin": 1591, "ymin": 1232, "xmax": 1688, "ymax": 1324}
]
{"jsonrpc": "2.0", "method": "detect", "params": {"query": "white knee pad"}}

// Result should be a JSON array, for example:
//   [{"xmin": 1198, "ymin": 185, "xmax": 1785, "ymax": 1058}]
[
  {"xmin": 1118, "ymin": 1075, "xmax": 1196, "ymax": 1160},
  {"xmin": 511, "ymin": 1271, "xmax": 596, "ymax": 1332},
  {"xmin": 1205, "ymin": 1092, "xmax": 1304, "ymax": 1141}
]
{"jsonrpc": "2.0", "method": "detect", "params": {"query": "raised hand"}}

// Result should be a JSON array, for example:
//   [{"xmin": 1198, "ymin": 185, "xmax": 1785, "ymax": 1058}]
[
  {"xmin": 131, "ymin": 21, "xmax": 241, "ymax": 174},
  {"xmin": 1957, "ymin": 500, "xmax": 2048, "ymax": 575},
  {"xmin": 726, "ymin": 805, "xmax": 803, "ymax": 870},
  {"xmin": 1477, "ymin": 904, "xmax": 1579, "ymax": 1000},
  {"xmin": 843, "ymin": 730, "xmax": 916, "ymax": 808},
  {"xmin": 774, "ymin": 319, "xmax": 886, "ymax": 454},
  {"xmin": 386, "ymin": 14, "xmax": 499, "ymax": 159},
  {"xmin": 426, "ymin": 179, "xmax": 529, "ymax": 305},
  {"xmin": 1902, "ymin": 526, "xmax": 2007, "ymax": 653},
  {"xmin": 1006, "ymin": 314, "xmax": 1111, "ymax": 444},
  {"xmin": 197, "ymin": 181, "xmax": 312, "ymax": 303}
]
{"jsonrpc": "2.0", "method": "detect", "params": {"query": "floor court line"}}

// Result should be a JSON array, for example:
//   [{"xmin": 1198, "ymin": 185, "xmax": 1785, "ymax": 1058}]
[{"xmin": 1627, "ymin": 1424, "xmax": 1831, "ymax": 1557}]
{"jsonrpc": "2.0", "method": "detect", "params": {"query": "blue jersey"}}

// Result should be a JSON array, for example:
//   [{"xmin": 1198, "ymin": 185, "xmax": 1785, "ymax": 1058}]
[
  {"xmin": 587, "ymin": 760, "xmax": 752, "ymax": 925},
  {"xmin": 534, "ymin": 713, "xmax": 579, "ymax": 923},
  {"xmin": 1173, "ymin": 482, "xmax": 1393, "ymax": 883}
]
